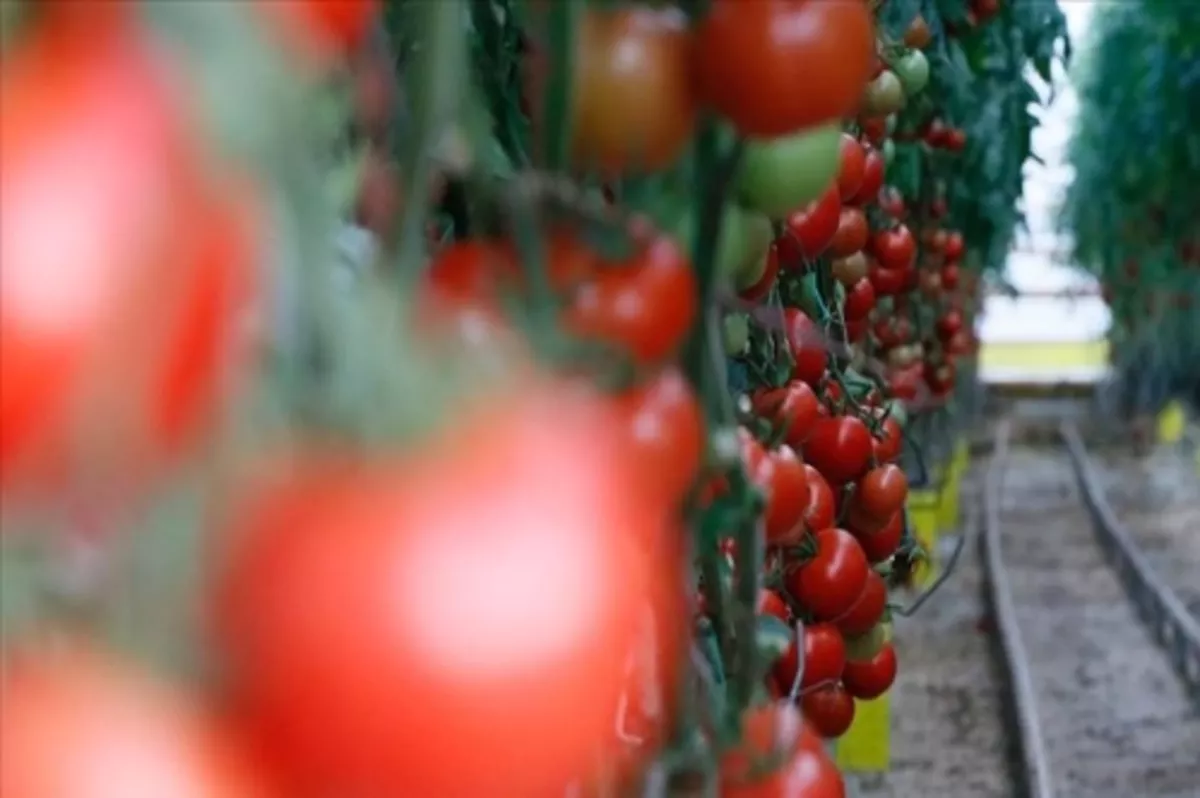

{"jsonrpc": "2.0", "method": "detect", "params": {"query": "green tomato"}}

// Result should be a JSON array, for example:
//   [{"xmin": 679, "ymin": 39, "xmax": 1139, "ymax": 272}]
[
  {"xmin": 894, "ymin": 50, "xmax": 930, "ymax": 96},
  {"xmin": 723, "ymin": 313, "xmax": 751, "ymax": 357},
  {"xmin": 734, "ymin": 209, "xmax": 773, "ymax": 290},
  {"xmin": 737, "ymin": 123, "xmax": 842, "ymax": 219},
  {"xmin": 882, "ymin": 138, "xmax": 897, "ymax": 166},
  {"xmin": 844, "ymin": 623, "xmax": 888, "ymax": 661},
  {"xmin": 861, "ymin": 71, "xmax": 905, "ymax": 117},
  {"xmin": 672, "ymin": 205, "xmax": 770, "ymax": 290}
]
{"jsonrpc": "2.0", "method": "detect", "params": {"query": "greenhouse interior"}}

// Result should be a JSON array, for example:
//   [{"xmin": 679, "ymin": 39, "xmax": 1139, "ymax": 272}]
[{"xmin": 3, "ymin": 1, "xmax": 1200, "ymax": 797}]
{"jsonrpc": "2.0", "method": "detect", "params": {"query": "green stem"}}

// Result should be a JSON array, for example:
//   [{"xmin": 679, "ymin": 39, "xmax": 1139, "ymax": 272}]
[{"xmin": 541, "ymin": 0, "xmax": 581, "ymax": 171}]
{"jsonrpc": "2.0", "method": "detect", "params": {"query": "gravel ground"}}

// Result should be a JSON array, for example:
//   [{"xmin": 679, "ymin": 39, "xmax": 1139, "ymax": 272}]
[
  {"xmin": 850, "ymin": 443, "xmax": 1200, "ymax": 798},
  {"xmin": 997, "ymin": 445, "xmax": 1200, "ymax": 798}
]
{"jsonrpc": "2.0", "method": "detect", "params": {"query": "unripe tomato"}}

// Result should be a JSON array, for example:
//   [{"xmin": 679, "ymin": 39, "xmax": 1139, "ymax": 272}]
[
  {"xmin": 842, "ymin": 643, "xmax": 898, "ymax": 699},
  {"xmin": 571, "ymin": 7, "xmax": 696, "ymax": 173},
  {"xmin": 740, "ymin": 244, "xmax": 781, "ymax": 302},
  {"xmin": 723, "ymin": 312, "xmax": 752, "ymax": 356},
  {"xmin": 803, "ymin": 416, "xmax": 873, "ymax": 485},
  {"xmin": 212, "ymin": 385, "xmax": 680, "ymax": 797},
  {"xmin": 829, "ymin": 207, "xmax": 870, "ymax": 258},
  {"xmin": 739, "ymin": 123, "xmax": 842, "ymax": 219},
  {"xmin": 860, "ymin": 70, "xmax": 905, "ymax": 116},
  {"xmin": 893, "ymin": 50, "xmax": 930, "ymax": 96},
  {"xmin": 787, "ymin": 528, "xmax": 869, "ymax": 621},
  {"xmin": 832, "ymin": 252, "xmax": 869, "ymax": 286},
  {"xmin": 779, "ymin": 185, "xmax": 842, "ymax": 263},
  {"xmin": 836, "ymin": 134, "xmax": 867, "ymax": 202},
  {"xmin": 783, "ymin": 308, "xmax": 828, "ymax": 386},
  {"xmin": 695, "ymin": 0, "xmax": 875, "ymax": 138}
]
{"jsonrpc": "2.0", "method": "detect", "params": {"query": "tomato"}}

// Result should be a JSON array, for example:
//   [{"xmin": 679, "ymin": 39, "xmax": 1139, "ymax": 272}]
[
  {"xmin": 262, "ymin": 0, "xmax": 379, "ymax": 58},
  {"xmin": 694, "ymin": 0, "xmax": 875, "ymax": 138},
  {"xmin": 877, "ymin": 186, "xmax": 905, "ymax": 218},
  {"xmin": 943, "ymin": 128, "xmax": 967, "ymax": 152},
  {"xmin": 724, "ymin": 312, "xmax": 752, "ymax": 356},
  {"xmin": 925, "ymin": 360, "xmax": 956, "ymax": 395},
  {"xmin": 871, "ymin": 225, "xmax": 916, "ymax": 271},
  {"xmin": 802, "ymin": 416, "xmax": 873, "ymax": 485},
  {"xmin": 836, "ymin": 134, "xmax": 866, "ymax": 202},
  {"xmin": 802, "ymin": 464, "xmax": 836, "ymax": 532},
  {"xmin": 904, "ymin": 15, "xmax": 932, "ymax": 49},
  {"xmin": 828, "ymin": 207, "xmax": 869, "ymax": 258},
  {"xmin": 893, "ymin": 50, "xmax": 930, "ymax": 96},
  {"xmin": 859, "ymin": 116, "xmax": 887, "ymax": 145},
  {"xmin": 831, "ymin": 252, "xmax": 869, "ymax": 286},
  {"xmin": 889, "ymin": 365, "xmax": 922, "ymax": 401},
  {"xmin": 836, "ymin": 570, "xmax": 887, "ymax": 636},
  {"xmin": 869, "ymin": 416, "xmax": 899, "ymax": 464},
  {"xmin": 739, "ymin": 123, "xmax": 842, "ymax": 219},
  {"xmin": 868, "ymin": 259, "xmax": 908, "ymax": 296},
  {"xmin": 740, "ymin": 244, "xmax": 781, "ymax": 303},
  {"xmin": 855, "ymin": 464, "xmax": 908, "ymax": 521},
  {"xmin": 566, "ymin": 234, "xmax": 696, "ymax": 364},
  {"xmin": 850, "ymin": 148, "xmax": 885, "ymax": 207},
  {"xmin": 923, "ymin": 119, "xmax": 949, "ymax": 148},
  {"xmin": 721, "ymin": 702, "xmax": 846, "ymax": 798},
  {"xmin": 774, "ymin": 623, "xmax": 846, "ymax": 693},
  {"xmin": 1, "ymin": 17, "xmax": 255, "ymax": 494},
  {"xmin": 753, "ymin": 380, "xmax": 821, "ymax": 450},
  {"xmin": 779, "ymin": 185, "xmax": 842, "ymax": 263},
  {"xmin": 842, "ymin": 643, "xmax": 897, "ymax": 700},
  {"xmin": 614, "ymin": 367, "xmax": 703, "ymax": 503},
  {"xmin": 873, "ymin": 318, "xmax": 911, "ymax": 349},
  {"xmin": 860, "ymin": 70, "xmax": 905, "ymax": 117},
  {"xmin": 570, "ymin": 8, "xmax": 695, "ymax": 173},
  {"xmin": 787, "ymin": 528, "xmax": 869, "ymax": 621},
  {"xmin": 801, "ymin": 683, "xmax": 855, "ymax": 739},
  {"xmin": 753, "ymin": 445, "xmax": 810, "ymax": 546},
  {"xmin": 783, "ymin": 308, "xmax": 829, "ymax": 386},
  {"xmin": 843, "ymin": 278, "xmax": 876, "ymax": 322},
  {"xmin": 943, "ymin": 231, "xmax": 965, "ymax": 260},
  {"xmin": 936, "ymin": 309, "xmax": 964, "ymax": 340},
  {"xmin": 758, "ymin": 589, "xmax": 791, "ymax": 622},
  {"xmin": 677, "ymin": 204, "xmax": 771, "ymax": 291},
  {"xmin": 856, "ymin": 511, "xmax": 903, "ymax": 563},
  {"xmin": 0, "ymin": 646, "xmax": 267, "ymax": 797},
  {"xmin": 941, "ymin": 262, "xmax": 961, "ymax": 290},
  {"xmin": 212, "ymin": 385, "xmax": 679, "ymax": 797}
]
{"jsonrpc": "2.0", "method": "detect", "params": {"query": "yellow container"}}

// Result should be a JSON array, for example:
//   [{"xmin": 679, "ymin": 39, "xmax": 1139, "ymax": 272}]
[
  {"xmin": 1157, "ymin": 401, "xmax": 1186, "ymax": 445},
  {"xmin": 908, "ymin": 489, "xmax": 941, "ymax": 587},
  {"xmin": 835, "ymin": 693, "xmax": 891, "ymax": 772}
]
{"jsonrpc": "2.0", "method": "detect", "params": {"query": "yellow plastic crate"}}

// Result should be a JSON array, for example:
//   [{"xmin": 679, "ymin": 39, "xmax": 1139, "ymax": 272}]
[
  {"xmin": 1157, "ymin": 401, "xmax": 1186, "ymax": 445},
  {"xmin": 835, "ymin": 693, "xmax": 891, "ymax": 772},
  {"xmin": 908, "ymin": 488, "xmax": 941, "ymax": 587}
]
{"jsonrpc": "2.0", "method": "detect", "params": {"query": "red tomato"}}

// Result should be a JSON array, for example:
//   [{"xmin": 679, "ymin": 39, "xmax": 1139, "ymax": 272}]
[
  {"xmin": 740, "ymin": 242, "xmax": 781, "ymax": 302},
  {"xmin": 423, "ymin": 239, "xmax": 522, "ymax": 309},
  {"xmin": 566, "ymin": 234, "xmax": 696, "ymax": 364},
  {"xmin": 843, "ymin": 277, "xmax": 876, "ymax": 322},
  {"xmin": 752, "ymin": 380, "xmax": 821, "ymax": 450},
  {"xmin": 836, "ymin": 570, "xmax": 887, "ymax": 636},
  {"xmin": 940, "ymin": 262, "xmax": 961, "ymax": 290},
  {"xmin": 613, "ymin": 367, "xmax": 704, "ymax": 502},
  {"xmin": 779, "ymin": 185, "xmax": 842, "ymax": 263},
  {"xmin": 859, "ymin": 116, "xmax": 887, "ymax": 145},
  {"xmin": 803, "ymin": 416, "xmax": 873, "ymax": 485},
  {"xmin": 846, "ymin": 318, "xmax": 868, "ymax": 343},
  {"xmin": 936, "ymin": 309, "xmax": 964, "ymax": 340},
  {"xmin": 787, "ymin": 528, "xmax": 869, "ymax": 621},
  {"xmin": 943, "ymin": 231, "xmax": 965, "ymax": 260},
  {"xmin": 850, "ymin": 148, "xmax": 885, "ymax": 206},
  {"xmin": 753, "ymin": 445, "xmax": 811, "ymax": 546},
  {"xmin": 855, "ymin": 464, "xmax": 909, "ymax": 520},
  {"xmin": 856, "ymin": 512, "xmax": 903, "ymax": 563},
  {"xmin": 570, "ymin": 7, "xmax": 696, "ymax": 173},
  {"xmin": 721, "ymin": 702, "xmax": 846, "ymax": 798},
  {"xmin": 0, "ymin": 646, "xmax": 268, "ymax": 797},
  {"xmin": 261, "ymin": 0, "xmax": 379, "ymax": 58},
  {"xmin": 836, "ymin": 134, "xmax": 866, "ymax": 201},
  {"xmin": 842, "ymin": 643, "xmax": 897, "ymax": 699},
  {"xmin": 872, "ymin": 416, "xmax": 902, "ymax": 463},
  {"xmin": 828, "ymin": 207, "xmax": 869, "ymax": 258},
  {"xmin": 212, "ymin": 385, "xmax": 679, "ymax": 797},
  {"xmin": 694, "ymin": 0, "xmax": 875, "ymax": 138},
  {"xmin": 868, "ymin": 259, "xmax": 908, "ymax": 296},
  {"xmin": 878, "ymin": 185, "xmax": 906, "ymax": 218},
  {"xmin": 758, "ymin": 589, "xmax": 791, "ymax": 622},
  {"xmin": 1, "ymin": 16, "xmax": 255, "ymax": 494},
  {"xmin": 774, "ymin": 623, "xmax": 846, "ymax": 693},
  {"xmin": 783, "ymin": 308, "xmax": 829, "ymax": 386},
  {"xmin": 802, "ymin": 464, "xmax": 837, "ymax": 532},
  {"xmin": 871, "ymin": 225, "xmax": 916, "ymax": 271},
  {"xmin": 801, "ymin": 683, "xmax": 855, "ymax": 739}
]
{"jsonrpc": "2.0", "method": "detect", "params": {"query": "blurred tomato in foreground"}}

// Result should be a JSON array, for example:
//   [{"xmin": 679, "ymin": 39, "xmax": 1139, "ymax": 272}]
[
  {"xmin": 211, "ymin": 382, "xmax": 681, "ymax": 796},
  {"xmin": 0, "ymin": 15, "xmax": 260, "ymax": 498},
  {"xmin": 0, "ymin": 646, "xmax": 270, "ymax": 798},
  {"xmin": 721, "ymin": 701, "xmax": 845, "ymax": 798},
  {"xmin": 257, "ymin": 0, "xmax": 380, "ymax": 61}
]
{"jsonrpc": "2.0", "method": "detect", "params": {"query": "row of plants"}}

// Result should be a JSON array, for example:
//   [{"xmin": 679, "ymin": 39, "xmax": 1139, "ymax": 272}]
[
  {"xmin": 1062, "ymin": 2, "xmax": 1200, "ymax": 419},
  {"xmin": 0, "ymin": 0, "xmax": 1064, "ymax": 795}
]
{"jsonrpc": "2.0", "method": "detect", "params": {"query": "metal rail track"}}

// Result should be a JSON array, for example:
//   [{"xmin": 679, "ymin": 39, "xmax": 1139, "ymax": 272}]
[{"xmin": 981, "ymin": 420, "xmax": 1200, "ymax": 798}]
